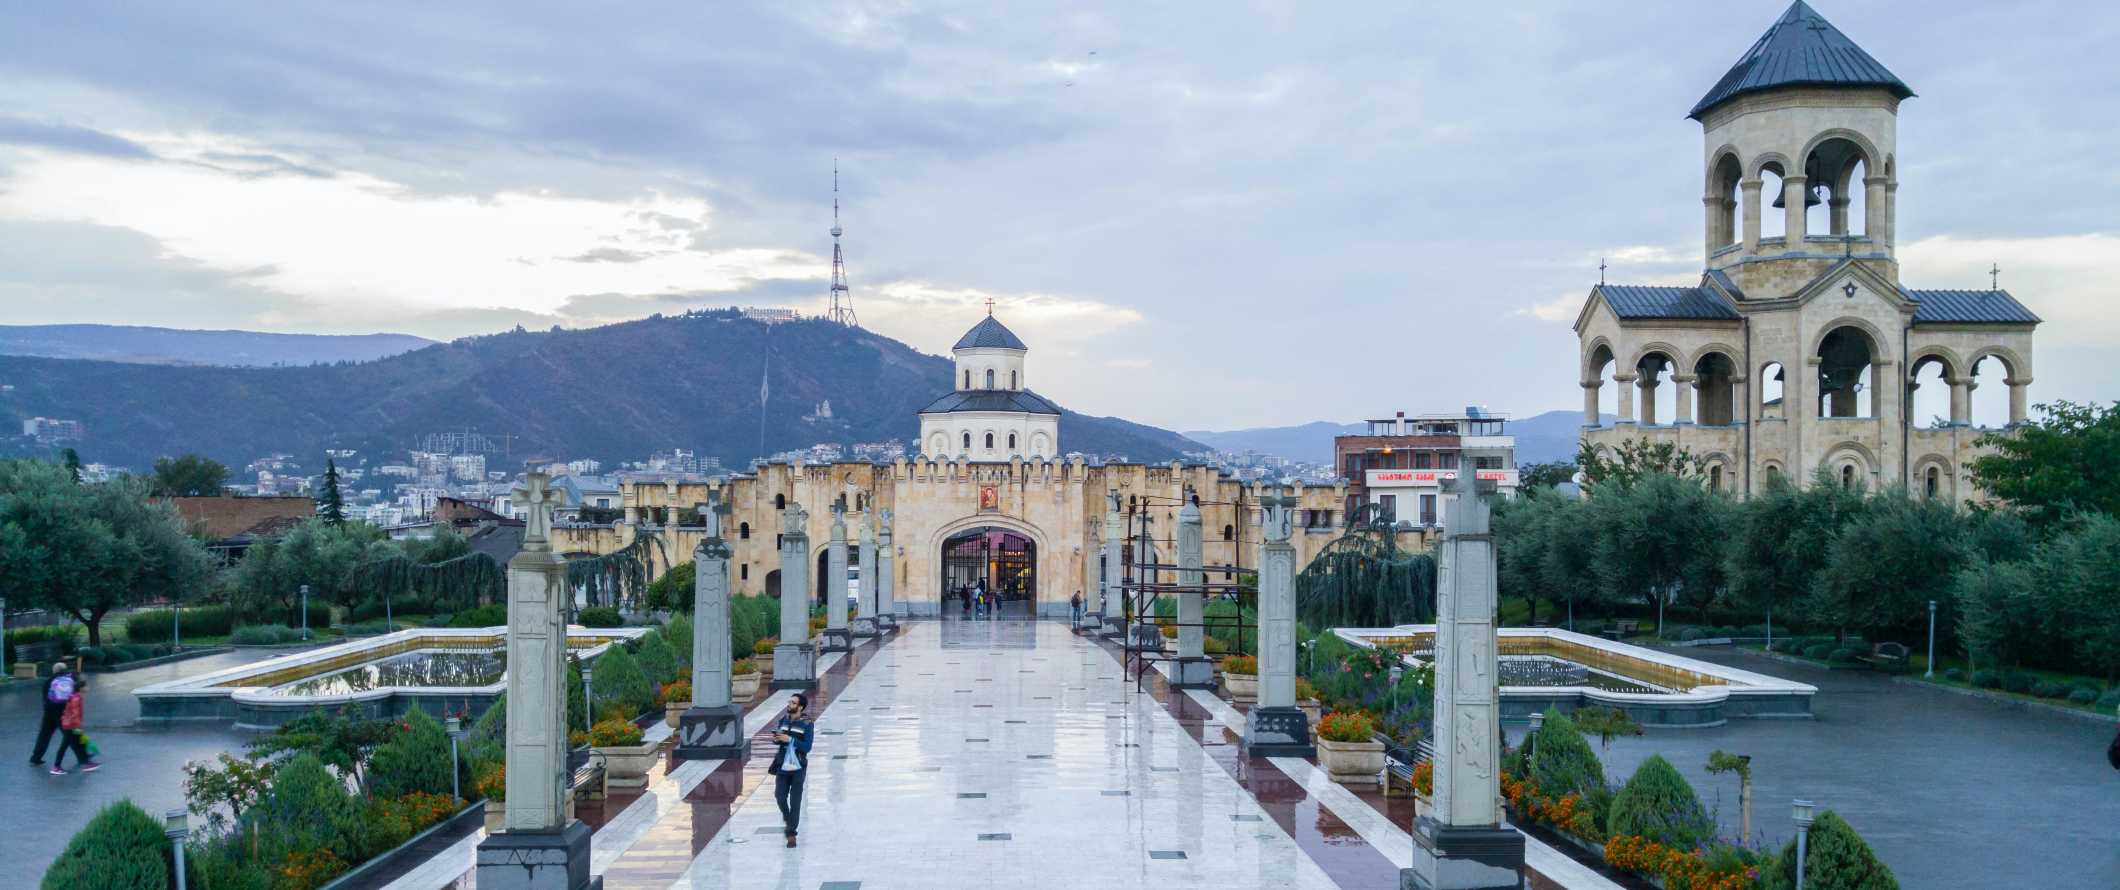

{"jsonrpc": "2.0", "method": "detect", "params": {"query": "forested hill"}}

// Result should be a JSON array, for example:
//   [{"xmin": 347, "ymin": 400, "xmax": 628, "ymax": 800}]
[
  {"xmin": 0, "ymin": 323, "xmax": 434, "ymax": 366},
  {"xmin": 0, "ymin": 311, "xmax": 1202, "ymax": 470}
]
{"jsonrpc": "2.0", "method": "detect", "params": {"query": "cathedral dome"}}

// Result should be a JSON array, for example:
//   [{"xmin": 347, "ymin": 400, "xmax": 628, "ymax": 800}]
[{"xmin": 954, "ymin": 315, "xmax": 1027, "ymax": 351}]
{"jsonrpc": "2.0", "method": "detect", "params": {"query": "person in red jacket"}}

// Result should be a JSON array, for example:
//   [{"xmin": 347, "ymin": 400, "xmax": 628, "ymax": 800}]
[{"xmin": 49, "ymin": 677, "xmax": 97, "ymax": 775}]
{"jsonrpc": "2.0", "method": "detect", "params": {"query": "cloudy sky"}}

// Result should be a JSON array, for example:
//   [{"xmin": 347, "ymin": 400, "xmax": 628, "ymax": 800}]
[{"xmin": 1, "ymin": 2, "xmax": 2114, "ymax": 431}]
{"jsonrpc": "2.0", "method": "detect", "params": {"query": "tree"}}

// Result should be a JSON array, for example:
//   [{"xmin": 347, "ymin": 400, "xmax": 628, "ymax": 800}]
[
  {"xmin": 317, "ymin": 458, "xmax": 347, "ymax": 526},
  {"xmin": 60, "ymin": 447, "xmax": 82, "ymax": 483},
  {"xmin": 2038, "ymin": 514, "xmax": 2120, "ymax": 683},
  {"xmin": 246, "ymin": 708, "xmax": 396, "ymax": 791},
  {"xmin": 1953, "ymin": 557, "xmax": 2040, "ymax": 677},
  {"xmin": 150, "ymin": 454, "xmax": 230, "ymax": 496},
  {"xmin": 231, "ymin": 519, "xmax": 389, "ymax": 620},
  {"xmin": 0, "ymin": 461, "xmax": 215, "ymax": 645},
  {"xmin": 1517, "ymin": 461, "xmax": 1577, "ymax": 492},
  {"xmin": 1813, "ymin": 487, "xmax": 1968, "ymax": 643},
  {"xmin": 1576, "ymin": 438, "xmax": 1706, "ymax": 491},
  {"xmin": 368, "ymin": 709, "xmax": 455, "ymax": 799},
  {"xmin": 1968, "ymin": 400, "xmax": 2120, "ymax": 526},
  {"xmin": 1762, "ymin": 810, "xmax": 1899, "ymax": 890},
  {"xmin": 40, "ymin": 800, "xmax": 170, "ymax": 890},
  {"xmin": 1605, "ymin": 754, "xmax": 1714, "ymax": 849},
  {"xmin": 1588, "ymin": 472, "xmax": 1727, "ymax": 635}
]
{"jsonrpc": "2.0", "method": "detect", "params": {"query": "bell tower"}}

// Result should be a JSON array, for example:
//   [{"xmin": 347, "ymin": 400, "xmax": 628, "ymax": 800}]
[{"xmin": 1693, "ymin": 1, "xmax": 1912, "ymax": 289}]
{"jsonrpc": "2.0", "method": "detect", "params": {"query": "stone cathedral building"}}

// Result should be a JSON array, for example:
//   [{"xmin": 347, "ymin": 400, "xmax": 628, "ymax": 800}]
[
  {"xmin": 1575, "ymin": 2, "xmax": 2040, "ymax": 501},
  {"xmin": 553, "ymin": 313, "xmax": 1354, "ymax": 617}
]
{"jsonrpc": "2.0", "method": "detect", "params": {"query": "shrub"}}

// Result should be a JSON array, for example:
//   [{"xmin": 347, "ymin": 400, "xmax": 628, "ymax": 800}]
[
  {"xmin": 2003, "ymin": 672, "xmax": 2037, "ymax": 694},
  {"xmin": 1527, "ymin": 709, "xmax": 1606, "ymax": 801},
  {"xmin": 1972, "ymin": 669, "xmax": 2003, "ymax": 689},
  {"xmin": 1943, "ymin": 668, "xmax": 1965, "ymax": 682},
  {"xmin": 754, "ymin": 637, "xmax": 779, "ymax": 657},
  {"xmin": 1715, "ymin": 626, "xmax": 1738, "ymax": 637},
  {"xmin": 369, "ymin": 709, "xmax": 455, "ymax": 799},
  {"xmin": 635, "ymin": 631, "xmax": 680, "ymax": 685},
  {"xmin": 244, "ymin": 754, "xmax": 364, "ymax": 868},
  {"xmin": 475, "ymin": 762, "xmax": 506, "ymax": 803},
  {"xmin": 1605, "ymin": 755, "xmax": 1714, "ymax": 849},
  {"xmin": 1222, "ymin": 655, "xmax": 1257, "ymax": 675},
  {"xmin": 2066, "ymin": 686, "xmax": 2099, "ymax": 705},
  {"xmin": 1316, "ymin": 711, "xmax": 1376, "ymax": 743},
  {"xmin": 1296, "ymin": 677, "xmax": 1320, "ymax": 701},
  {"xmin": 231, "ymin": 624, "xmax": 301, "ymax": 645},
  {"xmin": 2099, "ymin": 688, "xmax": 2120, "ymax": 710},
  {"xmin": 2031, "ymin": 680, "xmax": 2067, "ymax": 699},
  {"xmin": 1762, "ymin": 810, "xmax": 1899, "ymax": 890},
  {"xmin": 40, "ymin": 799, "xmax": 169, "ymax": 890},
  {"xmin": 1828, "ymin": 648, "xmax": 1860, "ymax": 665},
  {"xmin": 663, "ymin": 614, "xmax": 694, "ymax": 666},
  {"xmin": 281, "ymin": 600, "xmax": 334, "ymax": 630},
  {"xmin": 732, "ymin": 658, "xmax": 758, "ymax": 675},
  {"xmin": 1802, "ymin": 643, "xmax": 1833, "ymax": 660},
  {"xmin": 1203, "ymin": 636, "xmax": 1230, "ymax": 655},
  {"xmin": 578, "ymin": 606, "xmax": 623, "ymax": 628},
  {"xmin": 585, "ymin": 718, "xmax": 644, "ymax": 748},
  {"xmin": 662, "ymin": 680, "xmax": 691, "ymax": 704},
  {"xmin": 447, "ymin": 604, "xmax": 509, "ymax": 628},
  {"xmin": 340, "ymin": 619, "xmax": 390, "ymax": 637},
  {"xmin": 590, "ymin": 645, "xmax": 654, "ymax": 716},
  {"xmin": 360, "ymin": 790, "xmax": 458, "ymax": 858},
  {"xmin": 1770, "ymin": 638, "xmax": 1798, "ymax": 653},
  {"xmin": 8, "ymin": 624, "xmax": 84, "ymax": 665},
  {"xmin": 1677, "ymin": 627, "xmax": 1704, "ymax": 642},
  {"xmin": 124, "ymin": 606, "xmax": 235, "ymax": 642}
]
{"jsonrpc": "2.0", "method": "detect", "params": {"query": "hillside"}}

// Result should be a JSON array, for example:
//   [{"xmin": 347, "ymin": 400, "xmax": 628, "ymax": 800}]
[
  {"xmin": 0, "ymin": 324, "xmax": 435, "ymax": 366},
  {"xmin": 1185, "ymin": 410, "xmax": 1604, "ymax": 465},
  {"xmin": 0, "ymin": 312, "xmax": 1201, "ymax": 470}
]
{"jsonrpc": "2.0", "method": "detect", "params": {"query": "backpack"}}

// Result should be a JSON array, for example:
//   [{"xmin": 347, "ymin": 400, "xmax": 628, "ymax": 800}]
[{"xmin": 46, "ymin": 674, "xmax": 74, "ymax": 705}]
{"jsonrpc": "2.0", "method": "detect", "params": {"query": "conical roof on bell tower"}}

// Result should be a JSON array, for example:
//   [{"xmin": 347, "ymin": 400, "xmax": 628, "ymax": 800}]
[{"xmin": 1688, "ymin": 1, "xmax": 1913, "ymax": 121}]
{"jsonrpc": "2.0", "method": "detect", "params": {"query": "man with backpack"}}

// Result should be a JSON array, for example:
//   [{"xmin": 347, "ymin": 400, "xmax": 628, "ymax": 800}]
[{"xmin": 28, "ymin": 661, "xmax": 75, "ymax": 767}]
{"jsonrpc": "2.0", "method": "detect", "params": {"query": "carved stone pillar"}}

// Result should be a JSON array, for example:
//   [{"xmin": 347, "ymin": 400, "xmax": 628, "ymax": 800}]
[
  {"xmin": 1637, "ymin": 373, "xmax": 1659, "ymax": 426},
  {"xmin": 1947, "ymin": 376, "xmax": 1973, "ymax": 426},
  {"xmin": 772, "ymin": 503, "xmax": 816, "ymax": 690},
  {"xmin": 2007, "ymin": 377, "xmax": 2031, "ymax": 425},
  {"xmin": 821, "ymin": 497, "xmax": 851, "ymax": 653},
  {"xmin": 852, "ymin": 515, "xmax": 879, "ymax": 638},
  {"xmin": 1243, "ymin": 486, "xmax": 1312, "ymax": 757},
  {"xmin": 1581, "ymin": 381, "xmax": 1600, "ymax": 427},
  {"xmin": 1100, "ymin": 493, "xmax": 1127, "ymax": 638},
  {"xmin": 877, "ymin": 511, "xmax": 899, "ymax": 629},
  {"xmin": 1171, "ymin": 488, "xmax": 1212, "ymax": 688},
  {"xmin": 678, "ymin": 496, "xmax": 745, "ymax": 760}
]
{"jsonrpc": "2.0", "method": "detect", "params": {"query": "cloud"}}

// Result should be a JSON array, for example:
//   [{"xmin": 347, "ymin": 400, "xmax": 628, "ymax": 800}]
[
  {"xmin": 561, "ymin": 247, "xmax": 657, "ymax": 264},
  {"xmin": 1514, "ymin": 293, "xmax": 1583, "ymax": 323},
  {"xmin": 0, "ymin": 117, "xmax": 153, "ymax": 160},
  {"xmin": 1900, "ymin": 233, "xmax": 2120, "ymax": 348}
]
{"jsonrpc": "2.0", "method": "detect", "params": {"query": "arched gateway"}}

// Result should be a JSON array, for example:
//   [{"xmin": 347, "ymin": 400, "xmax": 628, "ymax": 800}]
[{"xmin": 940, "ymin": 526, "xmax": 1037, "ymax": 615}]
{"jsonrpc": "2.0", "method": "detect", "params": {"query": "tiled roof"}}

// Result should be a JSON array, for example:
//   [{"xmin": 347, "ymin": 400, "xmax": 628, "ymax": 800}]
[
  {"xmin": 160, "ymin": 495, "xmax": 315, "ymax": 539},
  {"xmin": 918, "ymin": 388, "xmax": 1062, "ymax": 415},
  {"xmin": 1689, "ymin": 1, "xmax": 1914, "ymax": 120},
  {"xmin": 953, "ymin": 316, "xmax": 1027, "ymax": 350},
  {"xmin": 1598, "ymin": 285, "xmax": 1740, "ymax": 321},
  {"xmin": 1905, "ymin": 289, "xmax": 2041, "ymax": 325}
]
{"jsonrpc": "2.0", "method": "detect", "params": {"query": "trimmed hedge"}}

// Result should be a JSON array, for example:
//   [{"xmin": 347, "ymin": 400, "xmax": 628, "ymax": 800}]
[
  {"xmin": 2066, "ymin": 686, "xmax": 2100, "ymax": 705},
  {"xmin": 2031, "ymin": 680, "xmax": 2067, "ymax": 699},
  {"xmin": 2003, "ymin": 672, "xmax": 2037, "ymax": 694},
  {"xmin": 2099, "ymin": 688, "xmax": 2120, "ymax": 710},
  {"xmin": 230, "ymin": 625, "xmax": 304, "ymax": 645},
  {"xmin": 1606, "ymin": 754, "xmax": 1715, "ymax": 850},
  {"xmin": 41, "ymin": 799, "xmax": 169, "ymax": 890},
  {"xmin": 123, "ymin": 606, "xmax": 235, "ymax": 642},
  {"xmin": 370, "ymin": 709, "xmax": 456, "ymax": 799},
  {"xmin": 1763, "ymin": 810, "xmax": 1899, "ymax": 890},
  {"xmin": 578, "ymin": 606, "xmax": 623, "ymax": 628},
  {"xmin": 1943, "ymin": 668, "xmax": 1965, "ymax": 682},
  {"xmin": 1527, "ymin": 709, "xmax": 1605, "ymax": 800},
  {"xmin": 1677, "ymin": 627, "xmax": 1705, "ymax": 642},
  {"xmin": 76, "ymin": 643, "xmax": 175, "ymax": 667},
  {"xmin": 448, "ymin": 604, "xmax": 509, "ymax": 627},
  {"xmin": 1971, "ymin": 669, "xmax": 2002, "ymax": 689},
  {"xmin": 663, "ymin": 614, "xmax": 694, "ymax": 667}
]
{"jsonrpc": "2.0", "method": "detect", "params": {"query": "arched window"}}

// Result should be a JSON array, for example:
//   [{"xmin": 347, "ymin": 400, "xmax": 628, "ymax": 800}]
[
  {"xmin": 1708, "ymin": 465, "xmax": 1723, "ymax": 491},
  {"xmin": 985, "ymin": 369, "xmax": 995, "ymax": 389},
  {"xmin": 1008, "ymin": 433, "xmax": 1017, "ymax": 450},
  {"xmin": 1222, "ymin": 524, "xmax": 1234, "ymax": 541},
  {"xmin": 1924, "ymin": 466, "xmax": 1941, "ymax": 499},
  {"xmin": 963, "ymin": 370, "xmax": 970, "ymax": 389},
  {"xmin": 741, "ymin": 564, "xmax": 749, "ymax": 581},
  {"xmin": 1010, "ymin": 370, "xmax": 1017, "ymax": 389},
  {"xmin": 1840, "ymin": 464, "xmax": 1855, "ymax": 490},
  {"xmin": 774, "ymin": 493, "xmax": 786, "ymax": 510},
  {"xmin": 1759, "ymin": 361, "xmax": 1787, "ymax": 418},
  {"xmin": 739, "ymin": 522, "xmax": 750, "ymax": 540},
  {"xmin": 985, "ymin": 432, "xmax": 995, "ymax": 449},
  {"xmin": 1817, "ymin": 327, "xmax": 1876, "ymax": 419},
  {"xmin": 962, "ymin": 432, "xmax": 971, "ymax": 450}
]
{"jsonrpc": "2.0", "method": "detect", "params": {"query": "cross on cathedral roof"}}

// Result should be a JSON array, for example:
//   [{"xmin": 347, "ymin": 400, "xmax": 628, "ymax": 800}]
[{"xmin": 1688, "ymin": 1, "xmax": 1914, "ymax": 120}]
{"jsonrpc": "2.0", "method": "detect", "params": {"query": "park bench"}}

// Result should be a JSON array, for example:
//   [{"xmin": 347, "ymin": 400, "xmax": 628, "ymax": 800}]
[
  {"xmin": 568, "ymin": 748, "xmax": 609, "ymax": 802},
  {"xmin": 1859, "ymin": 642, "xmax": 1911, "ymax": 673},
  {"xmin": 1601, "ymin": 619, "xmax": 1641, "ymax": 641},
  {"xmin": 1383, "ymin": 739, "xmax": 1435, "ymax": 798}
]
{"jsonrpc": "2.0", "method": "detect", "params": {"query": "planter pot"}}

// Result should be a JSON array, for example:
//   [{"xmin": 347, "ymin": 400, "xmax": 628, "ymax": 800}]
[
  {"xmin": 755, "ymin": 659, "xmax": 774, "ymax": 680},
  {"xmin": 732, "ymin": 672, "xmax": 761, "ymax": 704},
  {"xmin": 1223, "ymin": 673, "xmax": 1259, "ymax": 704},
  {"xmin": 1297, "ymin": 698, "xmax": 1321, "ymax": 731},
  {"xmin": 597, "ymin": 742, "xmax": 661, "ymax": 789},
  {"xmin": 1316, "ymin": 737, "xmax": 1386, "ymax": 787},
  {"xmin": 665, "ymin": 701, "xmax": 691, "ymax": 728}
]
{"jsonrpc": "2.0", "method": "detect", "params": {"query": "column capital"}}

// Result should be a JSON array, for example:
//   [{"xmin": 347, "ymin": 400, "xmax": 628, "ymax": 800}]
[
  {"xmin": 1671, "ymin": 373, "xmax": 1699, "ymax": 385},
  {"xmin": 2004, "ymin": 377, "xmax": 2033, "ymax": 387},
  {"xmin": 1740, "ymin": 178, "xmax": 1763, "ymax": 191}
]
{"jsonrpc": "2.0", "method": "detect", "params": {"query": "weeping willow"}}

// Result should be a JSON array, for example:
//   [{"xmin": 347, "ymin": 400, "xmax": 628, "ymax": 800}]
[
  {"xmin": 1294, "ymin": 503, "xmax": 1438, "ymax": 628},
  {"xmin": 566, "ymin": 529, "xmax": 667, "ymax": 614},
  {"xmin": 358, "ymin": 550, "xmax": 506, "ymax": 614}
]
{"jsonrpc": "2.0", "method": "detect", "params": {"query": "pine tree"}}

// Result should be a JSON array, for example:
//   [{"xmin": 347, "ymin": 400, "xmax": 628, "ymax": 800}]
[
  {"xmin": 318, "ymin": 458, "xmax": 347, "ymax": 526},
  {"xmin": 60, "ymin": 448, "xmax": 82, "ymax": 483}
]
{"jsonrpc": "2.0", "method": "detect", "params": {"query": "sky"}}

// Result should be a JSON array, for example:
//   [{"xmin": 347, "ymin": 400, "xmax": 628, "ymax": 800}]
[{"xmin": 0, "ymin": 2, "xmax": 2115, "ymax": 432}]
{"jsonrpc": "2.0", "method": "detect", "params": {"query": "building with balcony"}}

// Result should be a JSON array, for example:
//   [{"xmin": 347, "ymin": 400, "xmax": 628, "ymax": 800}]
[{"xmin": 1335, "ymin": 408, "xmax": 1518, "ymax": 529}]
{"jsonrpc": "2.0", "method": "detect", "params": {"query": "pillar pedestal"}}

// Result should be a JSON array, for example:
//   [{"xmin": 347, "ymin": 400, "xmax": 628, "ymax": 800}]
[
  {"xmin": 1170, "ymin": 656, "xmax": 1215, "ymax": 689},
  {"xmin": 1241, "ymin": 705, "xmax": 1314, "ymax": 758},
  {"xmin": 1401, "ymin": 819, "xmax": 1525, "ymax": 890},
  {"xmin": 676, "ymin": 703, "xmax": 748, "ymax": 761},
  {"xmin": 852, "ymin": 617, "xmax": 880, "ymax": 638},
  {"xmin": 820, "ymin": 627, "xmax": 852, "ymax": 653},
  {"xmin": 476, "ymin": 820, "xmax": 601, "ymax": 890},
  {"xmin": 772, "ymin": 642, "xmax": 816, "ymax": 690}
]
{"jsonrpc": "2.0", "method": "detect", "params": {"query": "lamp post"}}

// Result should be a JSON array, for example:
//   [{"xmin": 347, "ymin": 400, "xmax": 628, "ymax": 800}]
[
  {"xmin": 581, "ymin": 663, "xmax": 595, "ymax": 732},
  {"xmin": 446, "ymin": 715, "xmax": 464, "ymax": 803},
  {"xmin": 1925, "ymin": 600, "xmax": 1937, "ymax": 678},
  {"xmin": 1792, "ymin": 799, "xmax": 1816, "ymax": 890},
  {"xmin": 1388, "ymin": 663, "xmax": 1404, "ymax": 716},
  {"xmin": 299, "ymin": 585, "xmax": 310, "ymax": 641},
  {"xmin": 165, "ymin": 809, "xmax": 190, "ymax": 890},
  {"xmin": 172, "ymin": 591, "xmax": 181, "ymax": 652},
  {"xmin": 1528, "ymin": 710, "xmax": 1545, "ymax": 763}
]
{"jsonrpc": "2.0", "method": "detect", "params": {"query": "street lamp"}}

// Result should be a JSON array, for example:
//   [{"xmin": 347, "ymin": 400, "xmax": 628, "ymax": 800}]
[
  {"xmin": 1925, "ymin": 600, "xmax": 1937, "ymax": 678},
  {"xmin": 1527, "ymin": 710, "xmax": 1545, "ymax": 763},
  {"xmin": 445, "ymin": 715, "xmax": 464, "ymax": 804},
  {"xmin": 581, "ymin": 663, "xmax": 595, "ymax": 732},
  {"xmin": 165, "ymin": 809, "xmax": 190, "ymax": 890},
  {"xmin": 1792, "ymin": 799, "xmax": 1816, "ymax": 890},
  {"xmin": 299, "ymin": 585, "xmax": 311, "ymax": 641}
]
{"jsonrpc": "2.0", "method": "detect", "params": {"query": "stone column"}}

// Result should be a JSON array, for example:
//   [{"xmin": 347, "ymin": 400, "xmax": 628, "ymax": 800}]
[
  {"xmin": 1243, "ymin": 485, "xmax": 1312, "ymax": 757},
  {"xmin": 2006, "ymin": 377, "xmax": 2031, "ymax": 425},
  {"xmin": 1580, "ymin": 381, "xmax": 1599, "ymax": 428},
  {"xmin": 1614, "ymin": 373, "xmax": 1637, "ymax": 424},
  {"xmin": 1172, "ymin": 488, "xmax": 1212, "ymax": 687},
  {"xmin": 1864, "ymin": 176, "xmax": 1888, "ymax": 243},
  {"xmin": 852, "ymin": 515, "xmax": 879, "ymax": 638},
  {"xmin": 772, "ymin": 502, "xmax": 816, "ymax": 690},
  {"xmin": 1782, "ymin": 175, "xmax": 1808, "ymax": 244},
  {"xmin": 1404, "ymin": 471, "xmax": 1522, "ymax": 890},
  {"xmin": 679, "ymin": 494, "xmax": 746, "ymax": 761},
  {"xmin": 1740, "ymin": 179, "xmax": 1762, "ymax": 253},
  {"xmin": 1948, "ymin": 377, "xmax": 1973, "ymax": 426},
  {"xmin": 477, "ymin": 473, "xmax": 596, "ymax": 890},
  {"xmin": 1100, "ymin": 492, "xmax": 1128, "ymax": 638},
  {"xmin": 820, "ymin": 497, "xmax": 852, "ymax": 652},
  {"xmin": 1636, "ymin": 372, "xmax": 1658, "ymax": 425},
  {"xmin": 1827, "ymin": 194, "xmax": 1850, "ymax": 237},
  {"xmin": 1672, "ymin": 374, "xmax": 1696, "ymax": 425},
  {"xmin": 877, "ymin": 511, "xmax": 899, "ymax": 629}
]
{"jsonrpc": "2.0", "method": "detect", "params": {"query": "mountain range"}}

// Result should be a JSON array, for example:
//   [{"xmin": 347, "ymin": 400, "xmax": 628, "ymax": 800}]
[
  {"xmin": 0, "ymin": 324, "xmax": 435, "ymax": 366},
  {"xmin": 1185, "ymin": 410, "xmax": 1605, "ymax": 466},
  {"xmin": 0, "ymin": 312, "xmax": 1201, "ymax": 471}
]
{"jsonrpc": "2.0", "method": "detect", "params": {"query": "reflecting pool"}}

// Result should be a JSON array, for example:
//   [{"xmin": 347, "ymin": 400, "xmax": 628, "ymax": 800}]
[{"xmin": 266, "ymin": 648, "xmax": 507, "ymax": 696}]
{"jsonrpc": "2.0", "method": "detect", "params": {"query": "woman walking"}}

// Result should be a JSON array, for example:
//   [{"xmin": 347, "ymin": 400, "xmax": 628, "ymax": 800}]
[{"xmin": 769, "ymin": 693, "xmax": 814, "ymax": 847}]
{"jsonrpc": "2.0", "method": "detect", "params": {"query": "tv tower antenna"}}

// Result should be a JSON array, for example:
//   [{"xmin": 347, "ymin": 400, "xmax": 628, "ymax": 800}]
[{"xmin": 826, "ymin": 162, "xmax": 858, "ymax": 327}]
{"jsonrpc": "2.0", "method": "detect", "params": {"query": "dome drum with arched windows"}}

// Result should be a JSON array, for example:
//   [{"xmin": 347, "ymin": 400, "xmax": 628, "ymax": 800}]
[{"xmin": 919, "ymin": 312, "xmax": 1061, "ymax": 461}]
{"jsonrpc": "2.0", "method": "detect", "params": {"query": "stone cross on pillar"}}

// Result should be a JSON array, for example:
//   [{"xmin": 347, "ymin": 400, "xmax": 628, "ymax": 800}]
[
  {"xmin": 1404, "ymin": 471, "xmax": 1523, "ymax": 890},
  {"xmin": 821, "ymin": 496, "xmax": 852, "ymax": 652},
  {"xmin": 678, "ymin": 493, "xmax": 746, "ymax": 761},
  {"xmin": 877, "ymin": 510, "xmax": 900, "ymax": 628},
  {"xmin": 1100, "ymin": 492, "xmax": 1127, "ymax": 638},
  {"xmin": 477, "ymin": 471, "xmax": 597, "ymax": 890},
  {"xmin": 772, "ymin": 502, "xmax": 817, "ymax": 690},
  {"xmin": 1171, "ymin": 486, "xmax": 1213, "ymax": 687},
  {"xmin": 1244, "ymin": 484, "xmax": 1313, "ymax": 757},
  {"xmin": 852, "ymin": 512, "xmax": 880, "ymax": 638}
]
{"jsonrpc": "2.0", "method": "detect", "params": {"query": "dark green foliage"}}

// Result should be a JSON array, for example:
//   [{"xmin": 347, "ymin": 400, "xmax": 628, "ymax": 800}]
[
  {"xmin": 1517, "ymin": 461, "xmax": 1577, "ymax": 491},
  {"xmin": 243, "ymin": 753, "xmax": 365, "ymax": 864},
  {"xmin": 1971, "ymin": 669, "xmax": 2002, "ymax": 689},
  {"xmin": 0, "ymin": 462, "xmax": 215, "ymax": 645},
  {"xmin": 76, "ymin": 642, "xmax": 174, "ymax": 667},
  {"xmin": 590, "ymin": 644, "xmax": 655, "ymax": 716},
  {"xmin": 61, "ymin": 447, "xmax": 82, "ymax": 483},
  {"xmin": 1495, "ymin": 491, "xmax": 1599, "ymax": 626},
  {"xmin": 729, "ymin": 594, "xmax": 779, "ymax": 657},
  {"xmin": 124, "ymin": 605, "xmax": 235, "ymax": 642},
  {"xmin": 1295, "ymin": 502, "xmax": 1436, "ymax": 628},
  {"xmin": 230, "ymin": 625, "xmax": 302, "ymax": 645},
  {"xmin": 1814, "ymin": 489, "xmax": 1968, "ymax": 643},
  {"xmin": 151, "ymin": 454, "xmax": 230, "ymax": 496},
  {"xmin": 1762, "ymin": 810, "xmax": 1899, "ymax": 890},
  {"xmin": 567, "ymin": 656, "xmax": 587, "ymax": 730},
  {"xmin": 1828, "ymin": 648, "xmax": 1860, "ymax": 664},
  {"xmin": 647, "ymin": 561, "xmax": 696, "ymax": 613},
  {"xmin": 1526, "ymin": 709, "xmax": 1605, "ymax": 801},
  {"xmin": 568, "ymin": 529, "xmax": 667, "ymax": 612},
  {"xmin": 1678, "ymin": 626, "xmax": 1705, "ymax": 642},
  {"xmin": 1587, "ymin": 470, "xmax": 1731, "ymax": 632},
  {"xmin": 1804, "ymin": 643, "xmax": 1833, "ymax": 660},
  {"xmin": 1969, "ymin": 400, "xmax": 2120, "ymax": 528},
  {"xmin": 1605, "ymin": 755, "xmax": 1714, "ymax": 849},
  {"xmin": 663, "ymin": 613, "xmax": 694, "ymax": 667},
  {"xmin": 578, "ymin": 606, "xmax": 623, "ymax": 628},
  {"xmin": 635, "ymin": 629, "xmax": 680, "ymax": 685},
  {"xmin": 189, "ymin": 838, "xmax": 274, "ymax": 890},
  {"xmin": 1943, "ymin": 668, "xmax": 1965, "ymax": 682},
  {"xmin": 231, "ymin": 518, "xmax": 387, "ymax": 621},
  {"xmin": 448, "ymin": 603, "xmax": 509, "ymax": 627},
  {"xmin": 2031, "ymin": 680, "xmax": 2067, "ymax": 699},
  {"xmin": 2099, "ymin": 688, "xmax": 2120, "ymax": 710},
  {"xmin": 369, "ymin": 709, "xmax": 454, "ymax": 799},
  {"xmin": 40, "ymin": 799, "xmax": 170, "ymax": 890},
  {"xmin": 318, "ymin": 458, "xmax": 347, "ymax": 525},
  {"xmin": 248, "ymin": 708, "xmax": 394, "ymax": 790},
  {"xmin": 2003, "ymin": 672, "xmax": 2036, "ymax": 694}
]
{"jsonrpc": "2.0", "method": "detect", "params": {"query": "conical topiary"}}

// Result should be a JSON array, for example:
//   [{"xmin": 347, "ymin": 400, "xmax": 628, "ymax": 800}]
[
  {"xmin": 41, "ymin": 799, "xmax": 169, "ymax": 890},
  {"xmin": 1605, "ymin": 754, "xmax": 1715, "ymax": 849},
  {"xmin": 1764, "ymin": 810, "xmax": 1899, "ymax": 890}
]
